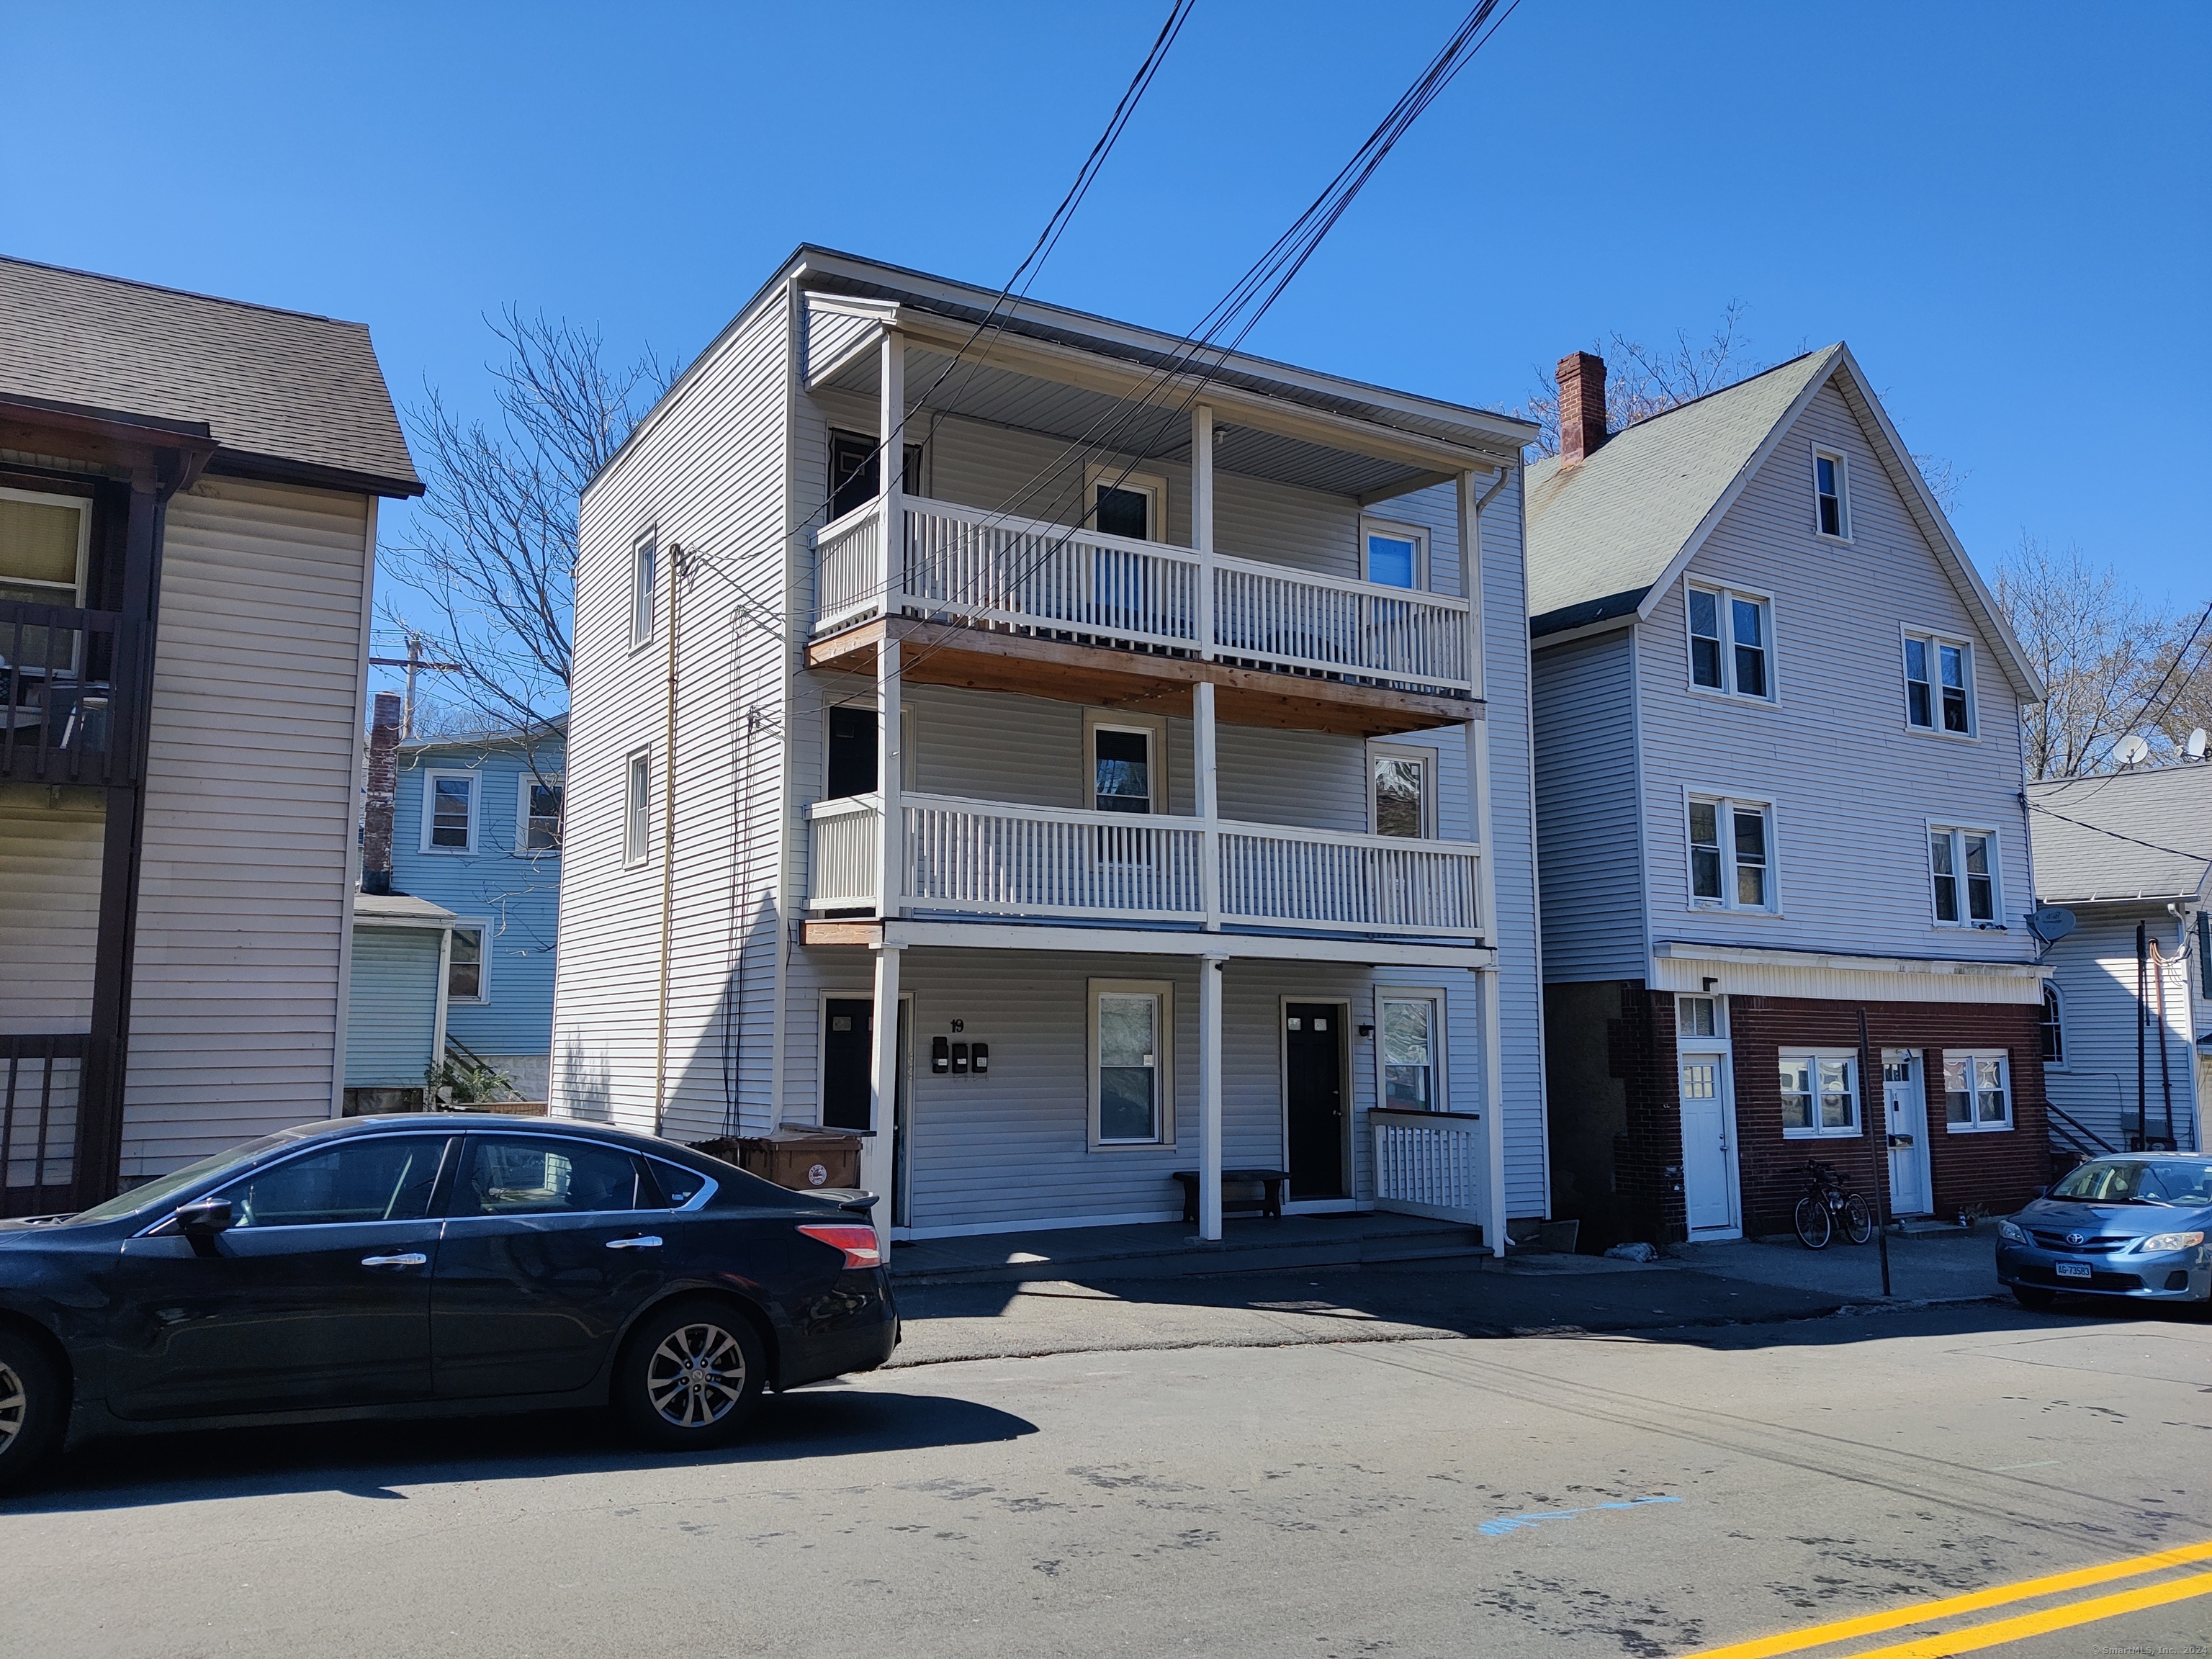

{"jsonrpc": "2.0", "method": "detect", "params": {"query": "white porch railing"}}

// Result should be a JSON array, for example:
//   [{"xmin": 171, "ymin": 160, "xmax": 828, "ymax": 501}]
[
  {"xmin": 1371, "ymin": 1108, "xmax": 1485, "ymax": 1224},
  {"xmin": 808, "ymin": 791, "xmax": 1480, "ymax": 937},
  {"xmin": 811, "ymin": 495, "xmax": 1475, "ymax": 694}
]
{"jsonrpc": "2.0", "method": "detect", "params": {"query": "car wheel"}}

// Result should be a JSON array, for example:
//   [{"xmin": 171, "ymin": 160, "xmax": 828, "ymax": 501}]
[
  {"xmin": 614, "ymin": 1299, "xmax": 766, "ymax": 1450},
  {"xmin": 2010, "ymin": 1285, "xmax": 2057, "ymax": 1311},
  {"xmin": 0, "ymin": 1328, "xmax": 66, "ymax": 1494}
]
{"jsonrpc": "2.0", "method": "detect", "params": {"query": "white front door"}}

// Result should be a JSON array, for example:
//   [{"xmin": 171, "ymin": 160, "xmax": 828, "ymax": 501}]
[
  {"xmin": 1884, "ymin": 1051, "xmax": 1932, "ymax": 1216},
  {"xmin": 1678, "ymin": 1048, "xmax": 1737, "ymax": 1235}
]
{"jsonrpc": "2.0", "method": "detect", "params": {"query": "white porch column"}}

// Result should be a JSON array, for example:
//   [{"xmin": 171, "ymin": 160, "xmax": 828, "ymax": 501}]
[
  {"xmin": 1461, "ymin": 467, "xmax": 1511, "ymax": 1257},
  {"xmin": 879, "ymin": 327, "xmax": 905, "ymax": 620},
  {"xmin": 1478, "ymin": 963, "xmax": 1508, "ymax": 1257},
  {"xmin": 1199, "ymin": 953, "xmax": 1228, "ymax": 1241},
  {"xmin": 876, "ymin": 632, "xmax": 902, "ymax": 920},
  {"xmin": 1191, "ymin": 403, "xmax": 1215, "ymax": 657},
  {"xmin": 1195, "ymin": 680, "xmax": 1220, "ymax": 932},
  {"xmin": 863, "ymin": 942, "xmax": 903, "ymax": 1256}
]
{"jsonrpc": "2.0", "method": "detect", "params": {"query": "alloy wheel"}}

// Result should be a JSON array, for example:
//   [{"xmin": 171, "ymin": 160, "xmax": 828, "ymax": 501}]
[
  {"xmin": 0, "ymin": 1360, "xmax": 24, "ymax": 1454},
  {"xmin": 644, "ymin": 1321, "xmax": 748, "ymax": 1429}
]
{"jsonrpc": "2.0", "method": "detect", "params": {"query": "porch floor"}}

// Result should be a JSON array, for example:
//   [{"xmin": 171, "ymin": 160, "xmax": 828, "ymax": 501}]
[{"xmin": 888, "ymin": 1211, "xmax": 1484, "ymax": 1285}]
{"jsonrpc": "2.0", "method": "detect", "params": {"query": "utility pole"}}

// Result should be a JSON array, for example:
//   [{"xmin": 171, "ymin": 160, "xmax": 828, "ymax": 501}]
[{"xmin": 367, "ymin": 632, "xmax": 465, "ymax": 739}]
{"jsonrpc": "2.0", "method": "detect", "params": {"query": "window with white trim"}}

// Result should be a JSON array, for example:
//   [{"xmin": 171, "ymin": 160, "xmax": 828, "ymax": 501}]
[
  {"xmin": 0, "ymin": 485, "xmax": 92, "ymax": 673},
  {"xmin": 1814, "ymin": 451, "xmax": 1850, "ymax": 539},
  {"xmin": 1686, "ymin": 583, "xmax": 1773, "ymax": 699},
  {"xmin": 1780, "ymin": 1052, "xmax": 1859, "ymax": 1138},
  {"xmin": 1359, "ymin": 517, "xmax": 1429, "ymax": 590},
  {"xmin": 1904, "ymin": 632, "xmax": 1973, "ymax": 734},
  {"xmin": 624, "ymin": 749, "xmax": 652, "ymax": 867},
  {"xmin": 1676, "ymin": 995, "xmax": 1722, "ymax": 1038},
  {"xmin": 422, "ymin": 771, "xmax": 478, "ymax": 853},
  {"xmin": 520, "ymin": 774, "xmax": 565, "ymax": 853},
  {"xmin": 1089, "ymin": 980, "xmax": 1172, "ymax": 1147},
  {"xmin": 2038, "ymin": 984, "xmax": 2064, "ymax": 1066},
  {"xmin": 1369, "ymin": 743, "xmax": 1437, "ymax": 839},
  {"xmin": 1378, "ymin": 993, "xmax": 1442, "ymax": 1110},
  {"xmin": 1688, "ymin": 794, "xmax": 1776, "ymax": 911},
  {"xmin": 447, "ymin": 925, "xmax": 487, "ymax": 1002},
  {"xmin": 1928, "ymin": 825, "xmax": 1998, "ymax": 926},
  {"xmin": 1943, "ymin": 1051, "xmax": 2012, "ymax": 1131},
  {"xmin": 1084, "ymin": 466, "xmax": 1166, "ymax": 542},
  {"xmin": 629, "ymin": 531, "xmax": 657, "ymax": 649}
]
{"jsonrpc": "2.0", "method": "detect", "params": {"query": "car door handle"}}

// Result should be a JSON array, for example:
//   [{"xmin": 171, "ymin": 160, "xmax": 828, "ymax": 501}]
[
  {"xmin": 606, "ymin": 1236, "xmax": 663, "ymax": 1251},
  {"xmin": 361, "ymin": 1252, "xmax": 428, "ymax": 1268}
]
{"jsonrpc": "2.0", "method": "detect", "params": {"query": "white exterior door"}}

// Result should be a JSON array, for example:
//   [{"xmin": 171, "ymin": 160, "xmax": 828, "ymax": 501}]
[
  {"xmin": 1884, "ymin": 1051, "xmax": 1933, "ymax": 1216},
  {"xmin": 1678, "ymin": 1047, "xmax": 1737, "ymax": 1236}
]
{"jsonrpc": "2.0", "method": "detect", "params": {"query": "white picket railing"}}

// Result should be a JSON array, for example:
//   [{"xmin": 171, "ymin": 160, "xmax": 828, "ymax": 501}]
[
  {"xmin": 809, "ymin": 791, "xmax": 1480, "ymax": 937},
  {"xmin": 809, "ymin": 494, "xmax": 1476, "ymax": 693},
  {"xmin": 1371, "ymin": 1109, "xmax": 1485, "ymax": 1225}
]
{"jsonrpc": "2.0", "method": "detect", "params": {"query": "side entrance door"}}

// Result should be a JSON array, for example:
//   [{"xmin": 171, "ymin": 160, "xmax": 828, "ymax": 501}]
[
  {"xmin": 1678, "ymin": 1048, "xmax": 1739, "ymax": 1236},
  {"xmin": 1285, "ymin": 1002, "xmax": 1346, "ymax": 1200},
  {"xmin": 1884, "ymin": 1051, "xmax": 1933, "ymax": 1215}
]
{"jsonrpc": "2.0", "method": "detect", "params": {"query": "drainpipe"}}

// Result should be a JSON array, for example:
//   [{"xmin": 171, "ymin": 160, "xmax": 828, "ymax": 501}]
[
  {"xmin": 2153, "ymin": 934, "xmax": 2176, "ymax": 1146},
  {"xmin": 2136, "ymin": 921, "xmax": 2149, "ymax": 1148},
  {"xmin": 652, "ymin": 545, "xmax": 685, "ymax": 1137}
]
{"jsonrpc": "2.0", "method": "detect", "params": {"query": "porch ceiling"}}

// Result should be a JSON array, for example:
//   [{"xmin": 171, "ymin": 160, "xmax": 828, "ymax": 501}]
[{"xmin": 822, "ymin": 345, "xmax": 1446, "ymax": 504}]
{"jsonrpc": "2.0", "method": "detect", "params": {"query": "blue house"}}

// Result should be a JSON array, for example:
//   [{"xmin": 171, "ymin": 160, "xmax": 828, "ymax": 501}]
[{"xmin": 346, "ymin": 710, "xmax": 565, "ymax": 1108}]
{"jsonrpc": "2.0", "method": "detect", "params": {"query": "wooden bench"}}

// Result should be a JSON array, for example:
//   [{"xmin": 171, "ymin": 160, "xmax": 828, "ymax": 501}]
[{"xmin": 1169, "ymin": 1167, "xmax": 1288, "ymax": 1224}]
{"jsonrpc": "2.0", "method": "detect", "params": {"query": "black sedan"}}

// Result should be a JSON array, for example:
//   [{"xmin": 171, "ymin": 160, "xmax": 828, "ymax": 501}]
[{"xmin": 0, "ymin": 1115, "xmax": 897, "ymax": 1490}]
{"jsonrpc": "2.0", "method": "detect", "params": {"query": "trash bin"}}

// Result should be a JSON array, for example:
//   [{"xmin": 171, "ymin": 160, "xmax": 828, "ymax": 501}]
[{"xmin": 729, "ymin": 1126, "xmax": 863, "ymax": 1192}]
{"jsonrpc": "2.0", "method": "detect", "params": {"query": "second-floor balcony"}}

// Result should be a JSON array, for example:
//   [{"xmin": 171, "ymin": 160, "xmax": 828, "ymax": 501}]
[
  {"xmin": 1, "ymin": 598, "xmax": 130, "ymax": 786},
  {"xmin": 809, "ymin": 790, "xmax": 1483, "ymax": 940}
]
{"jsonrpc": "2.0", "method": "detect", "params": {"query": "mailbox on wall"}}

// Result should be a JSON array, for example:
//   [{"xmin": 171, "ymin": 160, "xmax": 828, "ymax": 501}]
[
  {"xmin": 971, "ymin": 1043, "xmax": 989, "ymax": 1074},
  {"xmin": 931, "ymin": 1036, "xmax": 950, "ymax": 1074}
]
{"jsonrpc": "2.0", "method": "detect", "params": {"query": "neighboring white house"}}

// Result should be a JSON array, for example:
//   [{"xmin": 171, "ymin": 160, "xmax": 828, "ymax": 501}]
[
  {"xmin": 550, "ymin": 246, "xmax": 1547, "ymax": 1249},
  {"xmin": 1526, "ymin": 345, "xmax": 2051, "ymax": 1246},
  {"xmin": 0, "ymin": 256, "xmax": 420, "ymax": 1214},
  {"xmin": 2029, "ymin": 763, "xmax": 2210, "ymax": 1159}
]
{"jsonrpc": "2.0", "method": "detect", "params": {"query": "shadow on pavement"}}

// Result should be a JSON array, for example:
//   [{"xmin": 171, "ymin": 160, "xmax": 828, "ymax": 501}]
[{"xmin": 5, "ymin": 1388, "xmax": 1036, "ymax": 1515}]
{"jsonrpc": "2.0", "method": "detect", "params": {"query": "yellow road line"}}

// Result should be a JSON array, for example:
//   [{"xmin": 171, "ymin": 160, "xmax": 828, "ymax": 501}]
[
  {"xmin": 1838, "ymin": 1570, "xmax": 2212, "ymax": 1659},
  {"xmin": 1685, "ymin": 1539, "xmax": 2212, "ymax": 1658}
]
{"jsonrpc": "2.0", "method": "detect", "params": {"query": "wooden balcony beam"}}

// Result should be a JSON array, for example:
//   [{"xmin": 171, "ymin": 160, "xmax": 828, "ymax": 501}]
[{"xmin": 806, "ymin": 617, "xmax": 1480, "ymax": 740}]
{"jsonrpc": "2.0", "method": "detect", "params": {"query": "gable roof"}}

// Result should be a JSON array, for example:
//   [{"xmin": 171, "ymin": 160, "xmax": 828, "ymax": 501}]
[
  {"xmin": 1523, "ymin": 342, "xmax": 2041, "ymax": 701},
  {"xmin": 2029, "ymin": 765, "xmax": 2212, "ymax": 906},
  {"xmin": 0, "ymin": 254, "xmax": 421, "ymax": 498}
]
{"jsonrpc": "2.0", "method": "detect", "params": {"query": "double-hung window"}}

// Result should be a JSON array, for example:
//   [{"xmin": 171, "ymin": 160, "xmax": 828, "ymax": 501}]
[
  {"xmin": 1904, "ymin": 632, "xmax": 1973, "ymax": 734},
  {"xmin": 1688, "ymin": 794, "xmax": 1776, "ymax": 911},
  {"xmin": 1370, "ymin": 744, "xmax": 1437, "ymax": 839},
  {"xmin": 1359, "ymin": 518, "xmax": 1429, "ymax": 590},
  {"xmin": 1928, "ymin": 825, "xmax": 1997, "ymax": 925},
  {"xmin": 1814, "ymin": 451, "xmax": 1850, "ymax": 539},
  {"xmin": 0, "ymin": 485, "xmax": 92, "ymax": 673},
  {"xmin": 447, "ymin": 925, "xmax": 487, "ymax": 1002},
  {"xmin": 1943, "ymin": 1051, "xmax": 2012, "ymax": 1131},
  {"xmin": 423, "ymin": 771, "xmax": 477, "ymax": 853},
  {"xmin": 629, "ymin": 531, "xmax": 657, "ymax": 649},
  {"xmin": 1687, "ymin": 583, "xmax": 1773, "ymax": 700},
  {"xmin": 520, "ymin": 774, "xmax": 565, "ymax": 853},
  {"xmin": 624, "ymin": 749, "xmax": 652, "ymax": 867},
  {"xmin": 1379, "ymin": 993, "xmax": 1442, "ymax": 1110},
  {"xmin": 1090, "ymin": 980, "xmax": 1172, "ymax": 1147},
  {"xmin": 1780, "ymin": 1052, "xmax": 1858, "ymax": 1138},
  {"xmin": 2038, "ymin": 984, "xmax": 2065, "ymax": 1066}
]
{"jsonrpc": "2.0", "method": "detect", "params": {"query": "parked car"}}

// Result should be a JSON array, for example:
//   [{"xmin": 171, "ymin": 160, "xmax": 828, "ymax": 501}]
[
  {"xmin": 1996, "ymin": 1154, "xmax": 2212, "ymax": 1311},
  {"xmin": 0, "ymin": 1115, "xmax": 896, "ymax": 1491}
]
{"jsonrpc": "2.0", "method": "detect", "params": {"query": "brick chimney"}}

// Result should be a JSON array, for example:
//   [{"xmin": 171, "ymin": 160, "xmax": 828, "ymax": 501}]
[
  {"xmin": 1557, "ymin": 350, "xmax": 1609, "ymax": 464},
  {"xmin": 361, "ymin": 691, "xmax": 400, "ymax": 896}
]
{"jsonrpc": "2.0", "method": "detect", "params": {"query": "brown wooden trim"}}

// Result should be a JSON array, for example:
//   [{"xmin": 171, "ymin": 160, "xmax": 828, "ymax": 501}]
[
  {"xmin": 803, "ymin": 920, "xmax": 885, "ymax": 948},
  {"xmin": 807, "ymin": 617, "xmax": 1480, "ymax": 739}
]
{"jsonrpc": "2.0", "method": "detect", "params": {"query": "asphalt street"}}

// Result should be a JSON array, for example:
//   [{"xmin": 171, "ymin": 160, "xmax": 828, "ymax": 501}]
[{"xmin": 4, "ymin": 1290, "xmax": 2206, "ymax": 1659}]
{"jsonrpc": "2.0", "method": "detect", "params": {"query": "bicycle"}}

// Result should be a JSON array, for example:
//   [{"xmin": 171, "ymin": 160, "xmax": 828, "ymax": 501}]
[{"xmin": 1793, "ymin": 1159, "xmax": 1874, "ymax": 1250}]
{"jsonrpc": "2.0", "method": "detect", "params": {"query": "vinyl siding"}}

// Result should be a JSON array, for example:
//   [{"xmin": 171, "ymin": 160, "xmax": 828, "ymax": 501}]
[
  {"xmin": 122, "ymin": 477, "xmax": 370, "ymax": 1177},
  {"xmin": 1532, "ymin": 630, "xmax": 1642, "ymax": 981},
  {"xmin": 2043, "ymin": 905, "xmax": 2200, "ymax": 1152},
  {"xmin": 344, "ymin": 925, "xmax": 443, "ymax": 1088},
  {"xmin": 804, "ymin": 300, "xmax": 877, "ymax": 387},
  {"xmin": 0, "ymin": 784, "xmax": 104, "ymax": 1033},
  {"xmin": 1634, "ymin": 379, "xmax": 2034, "ymax": 970}
]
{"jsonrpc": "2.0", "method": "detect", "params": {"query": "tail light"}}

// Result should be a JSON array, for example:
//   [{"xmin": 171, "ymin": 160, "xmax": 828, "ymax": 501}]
[{"xmin": 797, "ymin": 1223, "xmax": 881, "ymax": 1269}]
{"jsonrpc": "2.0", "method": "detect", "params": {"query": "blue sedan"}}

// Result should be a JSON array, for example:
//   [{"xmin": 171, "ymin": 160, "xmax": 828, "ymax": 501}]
[
  {"xmin": 0, "ymin": 1115, "xmax": 897, "ymax": 1491},
  {"xmin": 1997, "ymin": 1153, "xmax": 2212, "ymax": 1310}
]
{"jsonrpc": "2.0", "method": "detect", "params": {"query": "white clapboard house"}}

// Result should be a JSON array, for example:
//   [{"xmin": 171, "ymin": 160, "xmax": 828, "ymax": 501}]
[
  {"xmin": 550, "ymin": 248, "xmax": 1547, "ymax": 1247},
  {"xmin": 0, "ymin": 256, "xmax": 419, "ymax": 1214},
  {"xmin": 1527, "ymin": 345, "xmax": 2054, "ymax": 1247}
]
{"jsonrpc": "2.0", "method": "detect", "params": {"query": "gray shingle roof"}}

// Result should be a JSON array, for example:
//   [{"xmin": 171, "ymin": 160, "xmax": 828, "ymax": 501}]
[
  {"xmin": 1524, "ymin": 348, "xmax": 1838, "ymax": 628},
  {"xmin": 0, "ymin": 255, "xmax": 420, "ymax": 496},
  {"xmin": 2030, "ymin": 766, "xmax": 2212, "ymax": 905}
]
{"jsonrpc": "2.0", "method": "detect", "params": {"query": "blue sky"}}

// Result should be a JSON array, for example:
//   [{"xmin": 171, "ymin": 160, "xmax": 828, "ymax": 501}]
[{"xmin": 8, "ymin": 0, "xmax": 2208, "ymax": 698}]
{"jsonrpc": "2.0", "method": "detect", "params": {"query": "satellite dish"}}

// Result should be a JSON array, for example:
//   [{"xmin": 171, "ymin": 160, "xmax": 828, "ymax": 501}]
[
  {"xmin": 2114, "ymin": 733, "xmax": 2151, "ymax": 766},
  {"xmin": 2028, "ymin": 907, "xmax": 2077, "ymax": 944},
  {"xmin": 2190, "ymin": 727, "xmax": 2209, "ymax": 760}
]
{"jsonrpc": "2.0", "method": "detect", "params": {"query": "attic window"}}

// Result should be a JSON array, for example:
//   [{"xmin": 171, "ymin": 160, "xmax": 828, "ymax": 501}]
[{"xmin": 1815, "ymin": 452, "xmax": 1849, "ymax": 539}]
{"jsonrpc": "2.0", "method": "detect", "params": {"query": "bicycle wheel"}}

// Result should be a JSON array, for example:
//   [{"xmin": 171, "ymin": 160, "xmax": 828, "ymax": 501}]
[
  {"xmin": 1793, "ymin": 1195, "xmax": 1833, "ymax": 1250},
  {"xmin": 1842, "ymin": 1193, "xmax": 1874, "ymax": 1245}
]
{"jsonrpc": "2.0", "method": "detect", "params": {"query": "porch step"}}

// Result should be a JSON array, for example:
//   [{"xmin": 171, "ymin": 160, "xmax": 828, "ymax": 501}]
[
  {"xmin": 888, "ymin": 1213, "xmax": 1486, "ymax": 1286},
  {"xmin": 1889, "ymin": 1217, "xmax": 1968, "ymax": 1237}
]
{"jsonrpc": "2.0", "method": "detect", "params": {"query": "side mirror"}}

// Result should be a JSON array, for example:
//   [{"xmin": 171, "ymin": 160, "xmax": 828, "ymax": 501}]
[{"xmin": 172, "ymin": 1197, "xmax": 234, "ymax": 1236}]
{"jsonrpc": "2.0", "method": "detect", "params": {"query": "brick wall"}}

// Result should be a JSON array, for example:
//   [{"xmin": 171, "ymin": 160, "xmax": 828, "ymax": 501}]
[{"xmin": 1543, "ymin": 979, "xmax": 1683, "ymax": 1248}]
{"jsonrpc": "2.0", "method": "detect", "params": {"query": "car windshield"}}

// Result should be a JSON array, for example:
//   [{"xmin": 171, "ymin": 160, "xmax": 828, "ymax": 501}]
[
  {"xmin": 61, "ymin": 1132, "xmax": 298, "ymax": 1225},
  {"xmin": 2049, "ymin": 1158, "xmax": 2212, "ymax": 1206}
]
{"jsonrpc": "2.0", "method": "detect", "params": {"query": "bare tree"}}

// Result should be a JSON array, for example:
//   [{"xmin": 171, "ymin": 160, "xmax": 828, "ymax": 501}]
[
  {"xmin": 1520, "ymin": 302, "xmax": 1767, "ymax": 455},
  {"xmin": 2141, "ymin": 602, "xmax": 2212, "ymax": 757},
  {"xmin": 379, "ymin": 310, "xmax": 670, "ymax": 755}
]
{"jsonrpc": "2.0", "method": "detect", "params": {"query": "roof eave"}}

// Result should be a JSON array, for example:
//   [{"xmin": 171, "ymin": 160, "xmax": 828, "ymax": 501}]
[{"xmin": 206, "ymin": 450, "xmax": 423, "ymax": 500}]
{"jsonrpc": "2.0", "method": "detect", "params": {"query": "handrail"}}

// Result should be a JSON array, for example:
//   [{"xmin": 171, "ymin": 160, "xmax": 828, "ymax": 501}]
[
  {"xmin": 894, "ymin": 789, "xmax": 1482, "ymax": 855},
  {"xmin": 807, "ymin": 793, "xmax": 881, "ymax": 820},
  {"xmin": 1211, "ymin": 549, "xmax": 1471, "ymax": 613},
  {"xmin": 2045, "ymin": 1102, "xmax": 2116, "ymax": 1155},
  {"xmin": 900, "ymin": 495, "xmax": 1195, "ymax": 568}
]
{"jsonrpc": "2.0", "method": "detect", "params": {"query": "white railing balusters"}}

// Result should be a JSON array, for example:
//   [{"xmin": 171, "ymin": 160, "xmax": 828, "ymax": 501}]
[
  {"xmin": 1372, "ymin": 1110, "xmax": 1485, "ymax": 1225},
  {"xmin": 806, "ymin": 796, "xmax": 881, "ymax": 909},
  {"xmin": 814, "ymin": 501, "xmax": 884, "ymax": 637},
  {"xmin": 1216, "ymin": 822, "xmax": 1480, "ymax": 936}
]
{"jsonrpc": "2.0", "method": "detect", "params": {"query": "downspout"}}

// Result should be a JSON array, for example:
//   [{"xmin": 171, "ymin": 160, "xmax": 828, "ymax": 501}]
[
  {"xmin": 2136, "ymin": 920, "xmax": 2149, "ymax": 1148},
  {"xmin": 2153, "ymin": 934, "xmax": 2175, "ymax": 1146},
  {"xmin": 652, "ymin": 544, "xmax": 685, "ymax": 1136}
]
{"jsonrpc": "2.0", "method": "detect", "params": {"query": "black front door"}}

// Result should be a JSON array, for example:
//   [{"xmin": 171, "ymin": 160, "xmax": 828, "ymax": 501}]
[
  {"xmin": 432, "ymin": 1133, "xmax": 671, "ymax": 1399},
  {"xmin": 823, "ymin": 998, "xmax": 873, "ymax": 1131},
  {"xmin": 1285, "ymin": 1003, "xmax": 1346, "ymax": 1200},
  {"xmin": 109, "ymin": 1133, "xmax": 451, "ymax": 1420}
]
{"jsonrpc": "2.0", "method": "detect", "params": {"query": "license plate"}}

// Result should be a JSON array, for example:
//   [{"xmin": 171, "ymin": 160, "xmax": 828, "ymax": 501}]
[{"xmin": 2054, "ymin": 1262, "xmax": 2092, "ymax": 1281}]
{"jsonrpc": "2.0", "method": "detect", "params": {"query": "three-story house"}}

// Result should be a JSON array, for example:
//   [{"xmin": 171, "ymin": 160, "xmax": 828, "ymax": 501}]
[
  {"xmin": 1528, "ymin": 345, "xmax": 2049, "ymax": 1246},
  {"xmin": 550, "ymin": 248, "xmax": 1546, "ymax": 1249}
]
